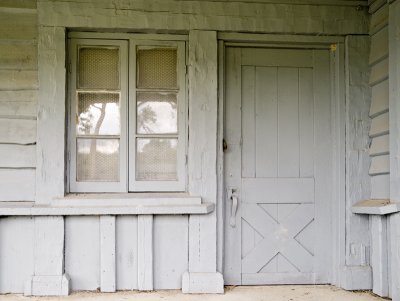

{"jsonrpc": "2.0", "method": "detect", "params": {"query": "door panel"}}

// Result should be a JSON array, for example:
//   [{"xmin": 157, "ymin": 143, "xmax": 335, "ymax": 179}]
[{"xmin": 224, "ymin": 47, "xmax": 332, "ymax": 285}]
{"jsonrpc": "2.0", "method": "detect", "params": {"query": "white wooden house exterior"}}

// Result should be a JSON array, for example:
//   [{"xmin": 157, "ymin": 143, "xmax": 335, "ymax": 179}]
[{"xmin": 1, "ymin": 0, "xmax": 400, "ymax": 299}]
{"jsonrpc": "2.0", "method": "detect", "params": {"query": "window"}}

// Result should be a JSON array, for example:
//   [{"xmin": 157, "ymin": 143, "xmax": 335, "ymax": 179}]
[{"xmin": 68, "ymin": 37, "xmax": 186, "ymax": 192}]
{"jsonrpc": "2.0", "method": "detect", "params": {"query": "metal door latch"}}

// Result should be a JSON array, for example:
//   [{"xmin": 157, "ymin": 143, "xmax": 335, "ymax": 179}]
[{"xmin": 227, "ymin": 187, "xmax": 238, "ymax": 227}]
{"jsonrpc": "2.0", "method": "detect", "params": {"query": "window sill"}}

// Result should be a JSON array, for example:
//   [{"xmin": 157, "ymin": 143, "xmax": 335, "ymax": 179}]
[{"xmin": 0, "ymin": 194, "xmax": 214, "ymax": 216}]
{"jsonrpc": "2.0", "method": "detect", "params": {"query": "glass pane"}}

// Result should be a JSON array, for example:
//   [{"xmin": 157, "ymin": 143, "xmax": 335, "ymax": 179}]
[
  {"xmin": 137, "ymin": 48, "xmax": 177, "ymax": 89},
  {"xmin": 136, "ymin": 138, "xmax": 177, "ymax": 181},
  {"xmin": 78, "ymin": 47, "xmax": 119, "ymax": 89},
  {"xmin": 77, "ymin": 138, "xmax": 119, "ymax": 182},
  {"xmin": 77, "ymin": 93, "xmax": 120, "ymax": 136},
  {"xmin": 137, "ymin": 92, "xmax": 177, "ymax": 134}
]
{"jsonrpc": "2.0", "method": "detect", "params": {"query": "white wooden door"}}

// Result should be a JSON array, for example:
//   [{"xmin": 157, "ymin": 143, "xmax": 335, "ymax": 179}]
[{"xmin": 224, "ymin": 47, "xmax": 333, "ymax": 285}]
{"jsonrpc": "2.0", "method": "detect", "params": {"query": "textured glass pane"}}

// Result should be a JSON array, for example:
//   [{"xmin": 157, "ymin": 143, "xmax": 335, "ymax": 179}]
[
  {"xmin": 137, "ymin": 92, "xmax": 177, "ymax": 134},
  {"xmin": 136, "ymin": 138, "xmax": 177, "ymax": 181},
  {"xmin": 137, "ymin": 48, "xmax": 177, "ymax": 89},
  {"xmin": 77, "ymin": 93, "xmax": 120, "ymax": 135},
  {"xmin": 77, "ymin": 138, "xmax": 119, "ymax": 182},
  {"xmin": 79, "ymin": 47, "xmax": 119, "ymax": 89}
]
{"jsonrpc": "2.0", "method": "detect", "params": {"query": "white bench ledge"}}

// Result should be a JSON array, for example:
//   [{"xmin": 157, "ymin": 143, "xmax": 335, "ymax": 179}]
[
  {"xmin": 53, "ymin": 193, "xmax": 202, "ymax": 206},
  {"xmin": 0, "ymin": 201, "xmax": 214, "ymax": 216},
  {"xmin": 352, "ymin": 199, "xmax": 400, "ymax": 215}
]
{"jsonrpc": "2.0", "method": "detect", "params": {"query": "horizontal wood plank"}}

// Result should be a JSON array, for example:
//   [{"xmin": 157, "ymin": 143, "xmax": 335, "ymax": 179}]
[
  {"xmin": 371, "ymin": 174, "xmax": 389, "ymax": 199},
  {"xmin": 369, "ymin": 154, "xmax": 390, "ymax": 175},
  {"xmin": 242, "ymin": 178, "xmax": 314, "ymax": 203},
  {"xmin": 0, "ymin": 0, "xmax": 37, "ymax": 9},
  {"xmin": 370, "ymin": 134, "xmax": 389, "ymax": 156},
  {"xmin": 0, "ymin": 70, "xmax": 38, "ymax": 90},
  {"xmin": 0, "ymin": 144, "xmax": 35, "ymax": 168},
  {"xmin": 0, "ymin": 118, "xmax": 36, "ymax": 144},
  {"xmin": 369, "ymin": 26, "xmax": 388, "ymax": 65},
  {"xmin": 0, "ymin": 12, "xmax": 37, "ymax": 40},
  {"xmin": 369, "ymin": 112, "xmax": 389, "ymax": 137},
  {"xmin": 0, "ymin": 43, "xmax": 37, "ymax": 70},
  {"xmin": 370, "ymin": 79, "xmax": 389, "ymax": 117},
  {"xmin": 0, "ymin": 169, "xmax": 35, "ymax": 201},
  {"xmin": 370, "ymin": 4, "xmax": 388, "ymax": 34},
  {"xmin": 369, "ymin": 57, "xmax": 388, "ymax": 86}
]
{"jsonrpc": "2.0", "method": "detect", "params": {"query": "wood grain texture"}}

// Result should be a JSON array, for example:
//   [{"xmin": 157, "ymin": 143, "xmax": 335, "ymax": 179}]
[
  {"xmin": 137, "ymin": 215, "xmax": 153, "ymax": 291},
  {"xmin": 370, "ymin": 79, "xmax": 389, "ymax": 117},
  {"xmin": 0, "ymin": 118, "xmax": 36, "ymax": 144},
  {"xmin": 369, "ymin": 57, "xmax": 389, "ymax": 85},
  {"xmin": 33, "ymin": 217, "xmax": 64, "ymax": 276},
  {"xmin": 370, "ymin": 134, "xmax": 389, "ymax": 156},
  {"xmin": 37, "ymin": 1, "xmax": 368, "ymax": 35},
  {"xmin": 0, "ymin": 217, "xmax": 34, "ymax": 293},
  {"xmin": 153, "ymin": 215, "xmax": 188, "ymax": 289},
  {"xmin": 65, "ymin": 217, "xmax": 100, "ymax": 291},
  {"xmin": 0, "ymin": 12, "xmax": 37, "ymax": 40},
  {"xmin": 100, "ymin": 216, "xmax": 116, "ymax": 292},
  {"xmin": 0, "ymin": 144, "xmax": 35, "ymax": 167},
  {"xmin": 0, "ymin": 70, "xmax": 38, "ymax": 90},
  {"xmin": 0, "ymin": 42, "xmax": 37, "ymax": 70},
  {"xmin": 116, "ymin": 216, "xmax": 138, "ymax": 290},
  {"xmin": 369, "ymin": 26, "xmax": 389, "ymax": 65},
  {"xmin": 370, "ymin": 112, "xmax": 389, "ymax": 137},
  {"xmin": 0, "ymin": 169, "xmax": 35, "ymax": 201}
]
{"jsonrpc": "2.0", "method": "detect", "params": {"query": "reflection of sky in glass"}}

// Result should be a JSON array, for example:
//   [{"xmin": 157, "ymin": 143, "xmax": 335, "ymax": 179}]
[
  {"xmin": 137, "ymin": 138, "xmax": 177, "ymax": 152},
  {"xmin": 137, "ymin": 93, "xmax": 177, "ymax": 134},
  {"xmin": 77, "ymin": 93, "xmax": 120, "ymax": 135},
  {"xmin": 78, "ymin": 138, "xmax": 119, "ymax": 155}
]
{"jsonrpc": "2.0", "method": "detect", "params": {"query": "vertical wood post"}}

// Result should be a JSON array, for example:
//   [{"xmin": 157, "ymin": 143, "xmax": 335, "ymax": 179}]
[
  {"xmin": 370, "ymin": 215, "xmax": 389, "ymax": 297},
  {"xmin": 100, "ymin": 216, "xmax": 116, "ymax": 292},
  {"xmin": 183, "ymin": 30, "xmax": 223, "ymax": 294},
  {"xmin": 24, "ymin": 216, "xmax": 69, "ymax": 296},
  {"xmin": 137, "ymin": 215, "xmax": 153, "ymax": 291},
  {"xmin": 389, "ymin": 2, "xmax": 400, "ymax": 300}
]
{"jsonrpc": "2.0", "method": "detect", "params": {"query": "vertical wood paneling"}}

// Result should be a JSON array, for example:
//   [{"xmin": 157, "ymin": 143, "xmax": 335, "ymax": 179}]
[
  {"xmin": 242, "ymin": 66, "xmax": 256, "ymax": 178},
  {"xmin": 100, "ymin": 216, "xmax": 116, "ymax": 292},
  {"xmin": 153, "ymin": 216, "xmax": 188, "ymax": 289},
  {"xmin": 0, "ymin": 217, "xmax": 34, "ymax": 293},
  {"xmin": 255, "ymin": 67, "xmax": 278, "ymax": 178},
  {"xmin": 137, "ymin": 215, "xmax": 153, "ymax": 291},
  {"xmin": 299, "ymin": 68, "xmax": 314, "ymax": 178},
  {"xmin": 65, "ymin": 217, "xmax": 100, "ymax": 291},
  {"xmin": 116, "ymin": 216, "xmax": 138, "ymax": 290},
  {"xmin": 278, "ymin": 67, "xmax": 299, "ymax": 177}
]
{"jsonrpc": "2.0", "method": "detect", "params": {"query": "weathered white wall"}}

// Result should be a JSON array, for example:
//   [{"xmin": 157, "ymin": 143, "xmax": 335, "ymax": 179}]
[
  {"xmin": 0, "ymin": 0, "xmax": 375, "ymax": 295},
  {"xmin": 0, "ymin": 1, "xmax": 37, "ymax": 201}
]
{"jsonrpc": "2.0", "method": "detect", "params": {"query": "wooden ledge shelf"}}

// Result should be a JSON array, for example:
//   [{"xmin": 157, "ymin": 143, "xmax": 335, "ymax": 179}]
[
  {"xmin": 352, "ymin": 199, "xmax": 400, "ymax": 215},
  {"xmin": 0, "ymin": 201, "xmax": 214, "ymax": 216}
]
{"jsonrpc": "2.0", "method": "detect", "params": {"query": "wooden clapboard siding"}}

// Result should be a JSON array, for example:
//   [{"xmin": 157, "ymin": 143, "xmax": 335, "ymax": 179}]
[
  {"xmin": 370, "ymin": 4, "xmax": 388, "ymax": 34},
  {"xmin": 369, "ymin": 26, "xmax": 388, "ymax": 65},
  {"xmin": 370, "ymin": 134, "xmax": 389, "ymax": 156},
  {"xmin": 0, "ymin": 2, "xmax": 38, "ymax": 201},
  {"xmin": 370, "ymin": 154, "xmax": 390, "ymax": 175},
  {"xmin": 0, "ymin": 169, "xmax": 35, "ymax": 201},
  {"xmin": 0, "ymin": 144, "xmax": 35, "ymax": 168},
  {"xmin": 368, "ymin": 2, "xmax": 390, "ymax": 190},
  {"xmin": 370, "ymin": 79, "xmax": 389, "ymax": 117}
]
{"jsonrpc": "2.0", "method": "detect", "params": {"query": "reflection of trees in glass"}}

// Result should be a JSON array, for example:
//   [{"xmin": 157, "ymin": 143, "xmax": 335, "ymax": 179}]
[
  {"xmin": 137, "ymin": 139, "xmax": 177, "ymax": 181},
  {"xmin": 137, "ymin": 96, "xmax": 177, "ymax": 134}
]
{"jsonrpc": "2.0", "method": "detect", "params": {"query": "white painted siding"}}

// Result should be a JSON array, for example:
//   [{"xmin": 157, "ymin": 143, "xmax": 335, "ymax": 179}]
[
  {"xmin": 0, "ymin": 0, "xmax": 37, "ymax": 201},
  {"xmin": 368, "ymin": 1, "xmax": 390, "ymax": 198}
]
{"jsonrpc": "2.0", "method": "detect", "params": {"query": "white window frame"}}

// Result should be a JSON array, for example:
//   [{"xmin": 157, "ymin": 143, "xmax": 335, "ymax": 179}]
[
  {"xmin": 68, "ymin": 35, "xmax": 187, "ymax": 193},
  {"xmin": 129, "ymin": 39, "xmax": 186, "ymax": 191}
]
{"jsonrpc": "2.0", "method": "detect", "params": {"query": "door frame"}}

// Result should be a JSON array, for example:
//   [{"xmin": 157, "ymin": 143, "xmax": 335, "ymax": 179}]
[{"xmin": 216, "ymin": 33, "xmax": 346, "ymax": 286}]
